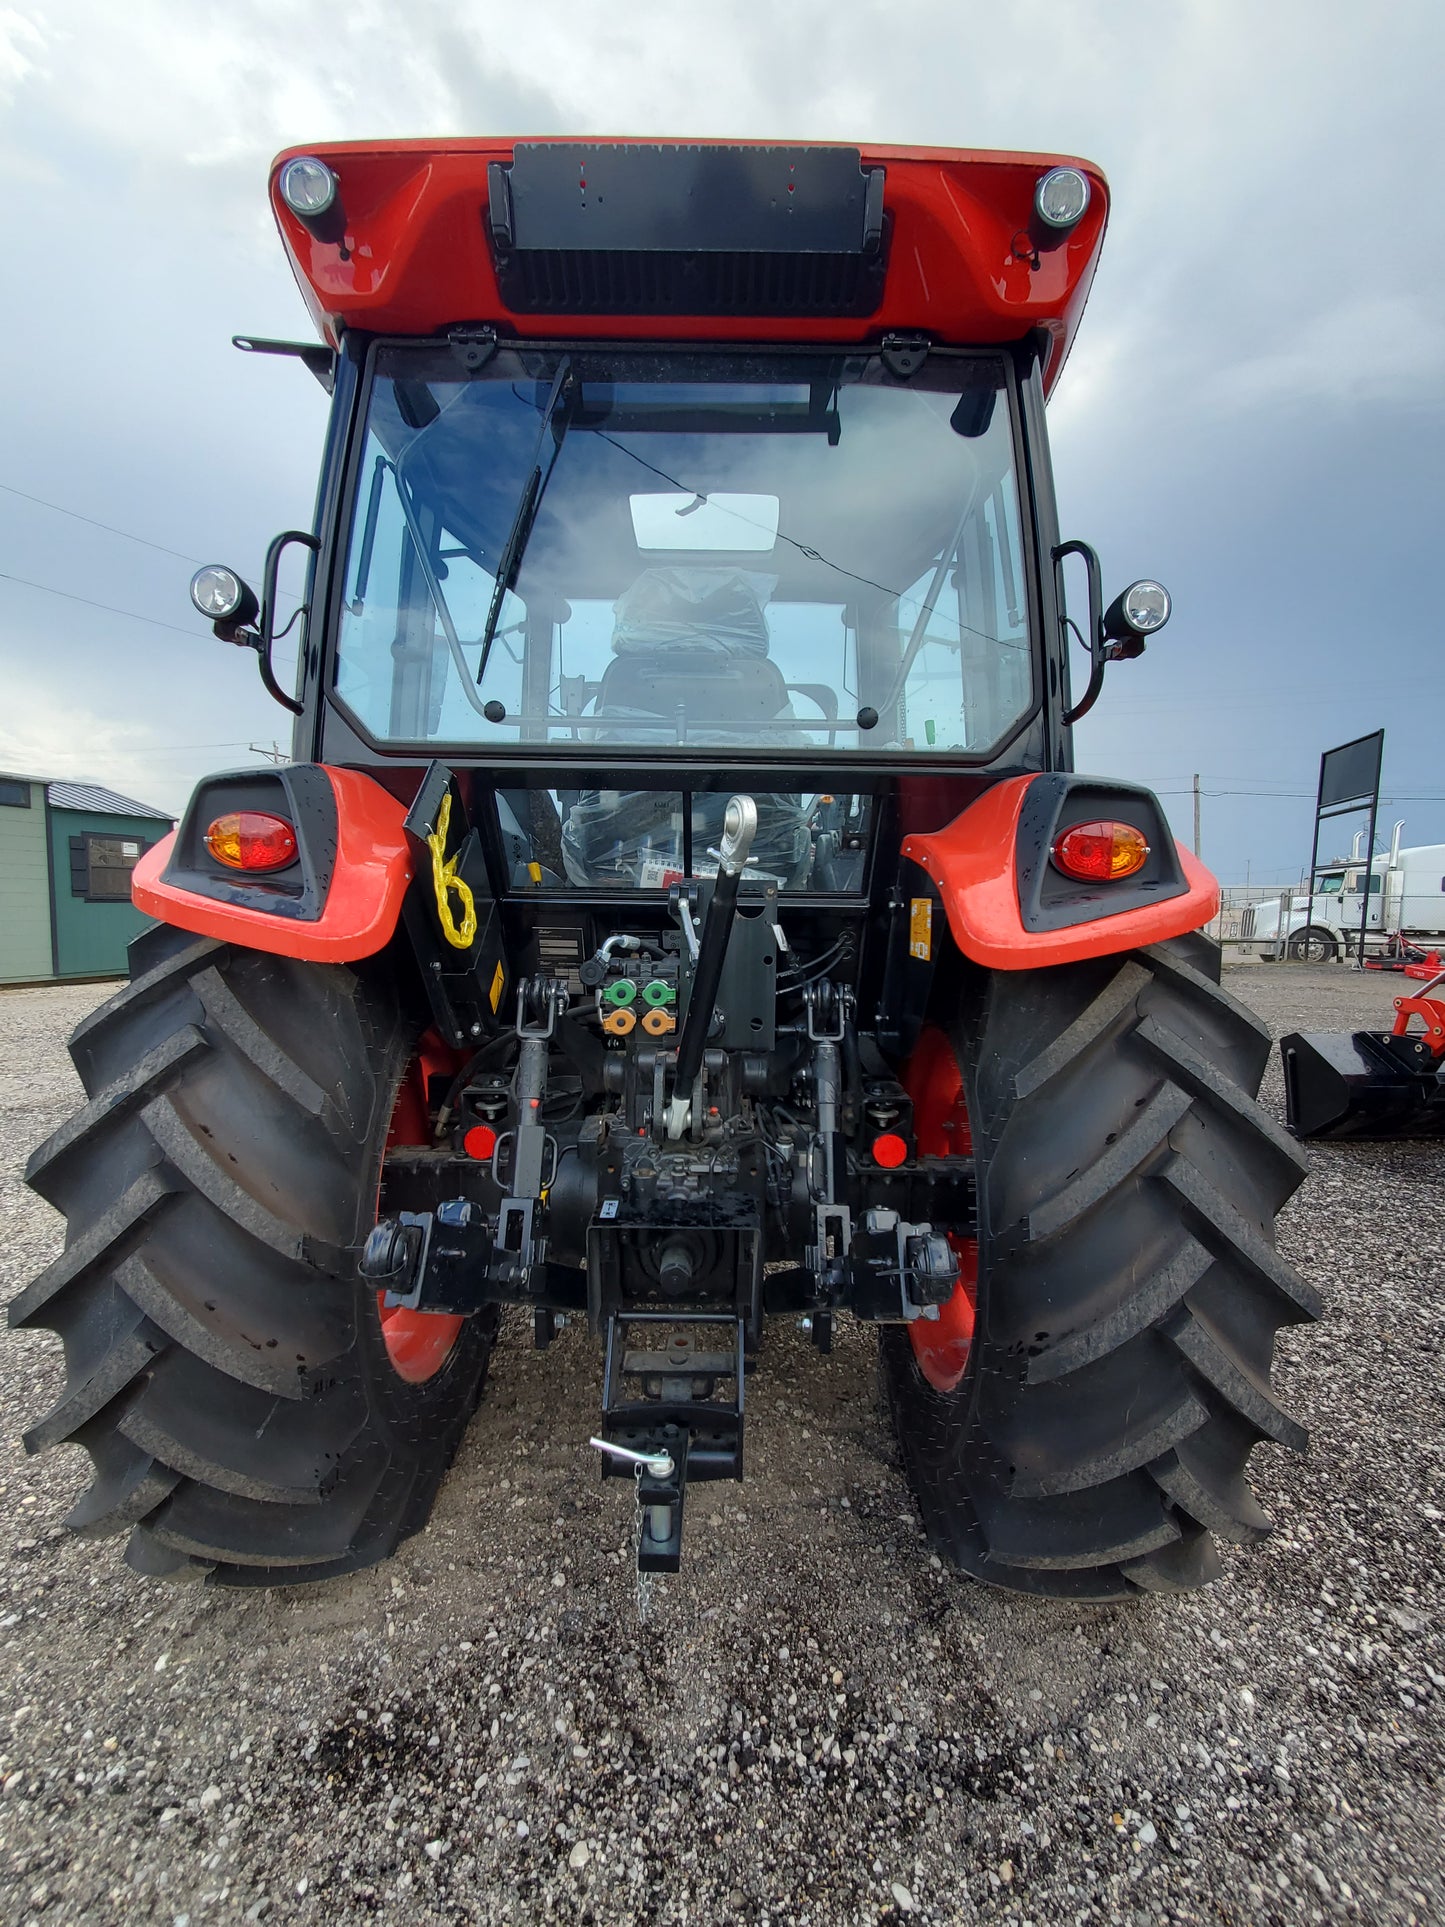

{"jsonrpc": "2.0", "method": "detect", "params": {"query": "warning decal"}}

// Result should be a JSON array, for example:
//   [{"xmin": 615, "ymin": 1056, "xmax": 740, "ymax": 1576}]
[{"xmin": 908, "ymin": 898, "xmax": 933, "ymax": 962}]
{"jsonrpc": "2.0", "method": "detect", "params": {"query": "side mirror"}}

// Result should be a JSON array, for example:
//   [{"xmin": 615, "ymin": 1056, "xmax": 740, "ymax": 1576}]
[{"xmin": 1102, "ymin": 579, "xmax": 1171, "ymax": 660}]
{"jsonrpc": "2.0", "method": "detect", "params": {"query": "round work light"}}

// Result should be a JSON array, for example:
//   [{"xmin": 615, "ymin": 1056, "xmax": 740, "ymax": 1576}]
[
  {"xmin": 189, "ymin": 565, "xmax": 244, "ymax": 621},
  {"xmin": 1119, "ymin": 580, "xmax": 1172, "ymax": 634},
  {"xmin": 278, "ymin": 156, "xmax": 338, "ymax": 219},
  {"xmin": 1034, "ymin": 166, "xmax": 1091, "ymax": 232}
]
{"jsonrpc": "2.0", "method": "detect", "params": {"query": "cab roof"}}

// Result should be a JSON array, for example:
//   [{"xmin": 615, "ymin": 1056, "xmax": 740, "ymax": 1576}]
[{"xmin": 270, "ymin": 139, "xmax": 1108, "ymax": 394}]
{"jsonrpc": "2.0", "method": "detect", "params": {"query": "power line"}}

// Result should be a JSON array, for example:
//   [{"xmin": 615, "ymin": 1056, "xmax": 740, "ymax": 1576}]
[
  {"xmin": 143, "ymin": 741, "xmax": 281, "ymax": 756},
  {"xmin": 0, "ymin": 480, "xmax": 204, "ymax": 564},
  {"xmin": 0, "ymin": 479, "xmax": 303, "ymax": 605},
  {"xmin": 0, "ymin": 570, "xmax": 203, "ymax": 637},
  {"xmin": 1152, "ymin": 786, "xmax": 1445, "ymax": 803},
  {"xmin": 1126, "ymin": 772, "xmax": 1445, "ymax": 803},
  {"xmin": 0, "ymin": 567, "xmax": 311, "ymax": 643}
]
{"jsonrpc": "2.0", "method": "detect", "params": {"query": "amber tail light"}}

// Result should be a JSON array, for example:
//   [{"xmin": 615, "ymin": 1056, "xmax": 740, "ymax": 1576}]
[
  {"xmin": 204, "ymin": 811, "xmax": 299, "ymax": 873},
  {"xmin": 1051, "ymin": 820, "xmax": 1150, "ymax": 883}
]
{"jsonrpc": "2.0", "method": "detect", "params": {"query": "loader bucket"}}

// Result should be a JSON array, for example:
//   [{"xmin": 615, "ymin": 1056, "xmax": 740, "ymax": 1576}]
[{"xmin": 1280, "ymin": 1029, "xmax": 1445, "ymax": 1141}]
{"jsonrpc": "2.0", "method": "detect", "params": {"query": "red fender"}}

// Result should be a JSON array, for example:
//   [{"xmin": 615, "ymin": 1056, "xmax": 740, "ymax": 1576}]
[
  {"xmin": 902, "ymin": 775, "xmax": 1219, "ymax": 970},
  {"xmin": 132, "ymin": 767, "xmax": 414, "ymax": 964}
]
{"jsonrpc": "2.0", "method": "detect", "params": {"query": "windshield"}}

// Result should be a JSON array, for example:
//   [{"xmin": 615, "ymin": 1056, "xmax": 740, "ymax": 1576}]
[{"xmin": 334, "ymin": 346, "xmax": 1033, "ymax": 759}]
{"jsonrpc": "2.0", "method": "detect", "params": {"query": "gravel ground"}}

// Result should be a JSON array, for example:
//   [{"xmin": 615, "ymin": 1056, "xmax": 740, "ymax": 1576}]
[{"xmin": 0, "ymin": 963, "xmax": 1441, "ymax": 1926}]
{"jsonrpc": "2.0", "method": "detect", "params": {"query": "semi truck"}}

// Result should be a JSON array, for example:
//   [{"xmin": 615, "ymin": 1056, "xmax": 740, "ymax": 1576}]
[{"xmin": 1245, "ymin": 823, "xmax": 1445, "ymax": 961}]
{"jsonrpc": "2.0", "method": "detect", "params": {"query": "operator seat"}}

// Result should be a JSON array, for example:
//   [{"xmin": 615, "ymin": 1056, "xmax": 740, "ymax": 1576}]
[
  {"xmin": 593, "ymin": 564, "xmax": 787, "ymax": 727},
  {"xmin": 596, "ymin": 649, "xmax": 790, "ymax": 724}
]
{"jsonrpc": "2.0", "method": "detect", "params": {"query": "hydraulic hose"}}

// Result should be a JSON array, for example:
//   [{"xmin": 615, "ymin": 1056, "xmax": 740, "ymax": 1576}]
[{"xmin": 667, "ymin": 796, "xmax": 757, "ymax": 1136}]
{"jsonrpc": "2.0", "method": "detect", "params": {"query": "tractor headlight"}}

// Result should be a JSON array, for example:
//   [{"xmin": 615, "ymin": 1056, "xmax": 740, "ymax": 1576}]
[
  {"xmin": 278, "ymin": 156, "xmax": 338, "ymax": 219},
  {"xmin": 1102, "ymin": 579, "xmax": 1171, "ymax": 646},
  {"xmin": 190, "ymin": 565, "xmax": 244, "ymax": 620},
  {"xmin": 1121, "ymin": 580, "xmax": 1171, "ymax": 634},
  {"xmin": 190, "ymin": 564, "xmax": 260, "ymax": 635},
  {"xmin": 1034, "ymin": 166, "xmax": 1091, "ymax": 232}
]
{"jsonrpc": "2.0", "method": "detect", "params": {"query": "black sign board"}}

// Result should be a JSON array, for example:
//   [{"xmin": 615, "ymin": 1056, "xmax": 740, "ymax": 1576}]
[
  {"xmin": 1301, "ymin": 730, "xmax": 1384, "ymax": 965},
  {"xmin": 1319, "ymin": 730, "xmax": 1384, "ymax": 812}
]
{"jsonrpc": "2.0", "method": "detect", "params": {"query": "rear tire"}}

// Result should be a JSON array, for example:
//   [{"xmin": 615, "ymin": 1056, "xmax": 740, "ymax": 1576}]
[
  {"xmin": 882, "ymin": 934, "xmax": 1319, "ymax": 1600},
  {"xmin": 11, "ymin": 930, "xmax": 496, "ymax": 1586}
]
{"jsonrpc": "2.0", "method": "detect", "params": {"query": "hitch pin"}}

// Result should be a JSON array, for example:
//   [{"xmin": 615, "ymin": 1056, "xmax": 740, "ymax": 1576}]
[{"xmin": 587, "ymin": 1437, "xmax": 674, "ymax": 1479}]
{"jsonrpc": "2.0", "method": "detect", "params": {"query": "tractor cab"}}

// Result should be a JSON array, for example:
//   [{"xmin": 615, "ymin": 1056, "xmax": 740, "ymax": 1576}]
[
  {"xmin": 206, "ymin": 142, "xmax": 1174, "ymax": 802},
  {"xmin": 327, "ymin": 331, "xmax": 1034, "ymax": 908}
]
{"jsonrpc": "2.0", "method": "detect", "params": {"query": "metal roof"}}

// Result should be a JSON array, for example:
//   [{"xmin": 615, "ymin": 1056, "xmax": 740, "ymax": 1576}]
[{"xmin": 45, "ymin": 781, "xmax": 173, "ymax": 821}]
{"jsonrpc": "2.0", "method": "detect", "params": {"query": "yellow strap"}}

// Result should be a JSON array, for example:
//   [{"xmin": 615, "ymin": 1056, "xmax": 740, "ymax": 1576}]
[{"xmin": 426, "ymin": 791, "xmax": 476, "ymax": 950}]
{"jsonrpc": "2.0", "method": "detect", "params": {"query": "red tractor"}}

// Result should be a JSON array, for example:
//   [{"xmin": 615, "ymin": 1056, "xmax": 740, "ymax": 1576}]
[{"xmin": 14, "ymin": 140, "xmax": 1318, "ymax": 1595}]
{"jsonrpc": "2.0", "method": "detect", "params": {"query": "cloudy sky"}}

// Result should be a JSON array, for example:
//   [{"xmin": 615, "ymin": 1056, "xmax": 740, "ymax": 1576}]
[{"xmin": 1, "ymin": 0, "xmax": 1440, "ymax": 883}]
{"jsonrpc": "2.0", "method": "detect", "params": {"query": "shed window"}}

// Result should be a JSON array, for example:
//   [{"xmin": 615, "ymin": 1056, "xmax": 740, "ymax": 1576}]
[
  {"xmin": 70, "ymin": 834, "xmax": 145, "ymax": 902},
  {"xmin": 0, "ymin": 779, "xmax": 30, "ymax": 808}
]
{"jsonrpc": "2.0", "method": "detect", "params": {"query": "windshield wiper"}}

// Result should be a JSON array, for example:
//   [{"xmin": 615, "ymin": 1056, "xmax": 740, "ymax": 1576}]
[{"xmin": 475, "ymin": 359, "xmax": 574, "ymax": 687}]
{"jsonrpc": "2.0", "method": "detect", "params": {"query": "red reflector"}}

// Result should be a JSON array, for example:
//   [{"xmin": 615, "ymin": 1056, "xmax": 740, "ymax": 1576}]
[
  {"xmin": 204, "ymin": 810, "xmax": 298, "ymax": 873},
  {"xmin": 1051, "ymin": 819, "xmax": 1150, "ymax": 882},
  {"xmin": 872, "ymin": 1132, "xmax": 908, "ymax": 1168},
  {"xmin": 463, "ymin": 1125, "xmax": 497, "ymax": 1161}
]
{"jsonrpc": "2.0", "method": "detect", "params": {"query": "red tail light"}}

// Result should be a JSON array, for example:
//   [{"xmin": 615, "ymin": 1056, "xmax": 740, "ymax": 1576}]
[
  {"xmin": 871, "ymin": 1132, "xmax": 908, "ymax": 1168},
  {"xmin": 1051, "ymin": 820, "xmax": 1150, "ymax": 882},
  {"xmin": 204, "ymin": 811, "xmax": 298, "ymax": 872}
]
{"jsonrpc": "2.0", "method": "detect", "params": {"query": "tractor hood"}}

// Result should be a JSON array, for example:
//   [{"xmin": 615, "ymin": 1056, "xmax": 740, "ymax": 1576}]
[{"xmin": 269, "ymin": 138, "xmax": 1109, "ymax": 394}]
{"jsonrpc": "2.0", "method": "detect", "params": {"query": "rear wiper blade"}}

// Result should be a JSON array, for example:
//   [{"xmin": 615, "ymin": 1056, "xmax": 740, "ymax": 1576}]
[{"xmin": 476, "ymin": 359, "xmax": 574, "ymax": 686}]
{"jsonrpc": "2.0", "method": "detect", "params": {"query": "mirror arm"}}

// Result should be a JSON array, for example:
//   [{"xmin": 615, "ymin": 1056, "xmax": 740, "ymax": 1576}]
[
  {"xmin": 1055, "ymin": 538, "xmax": 1105, "ymax": 726},
  {"xmin": 232, "ymin": 335, "xmax": 336, "ymax": 393},
  {"xmin": 250, "ymin": 529, "xmax": 319, "ymax": 717}
]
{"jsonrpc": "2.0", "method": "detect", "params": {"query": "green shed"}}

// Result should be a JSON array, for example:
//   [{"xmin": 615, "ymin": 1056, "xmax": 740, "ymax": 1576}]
[{"xmin": 0, "ymin": 772, "xmax": 174, "ymax": 985}]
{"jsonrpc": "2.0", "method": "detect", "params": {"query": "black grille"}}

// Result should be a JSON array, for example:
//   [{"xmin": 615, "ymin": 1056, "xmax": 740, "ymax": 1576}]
[{"xmin": 493, "ymin": 243, "xmax": 888, "ymax": 318}]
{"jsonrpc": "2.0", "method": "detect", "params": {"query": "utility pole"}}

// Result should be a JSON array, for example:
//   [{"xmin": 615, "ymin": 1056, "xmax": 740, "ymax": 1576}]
[
  {"xmin": 1192, "ymin": 774, "xmax": 1201, "ymax": 859},
  {"xmin": 248, "ymin": 741, "xmax": 289, "ymax": 764}
]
